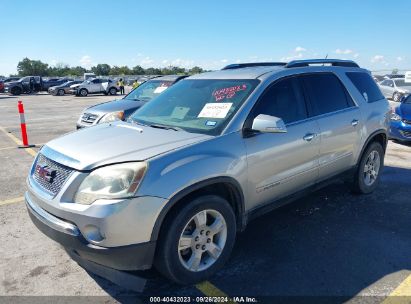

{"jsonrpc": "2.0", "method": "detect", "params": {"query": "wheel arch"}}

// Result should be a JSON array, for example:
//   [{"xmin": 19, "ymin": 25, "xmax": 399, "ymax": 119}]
[
  {"xmin": 151, "ymin": 176, "xmax": 246, "ymax": 242},
  {"xmin": 357, "ymin": 129, "xmax": 388, "ymax": 166}
]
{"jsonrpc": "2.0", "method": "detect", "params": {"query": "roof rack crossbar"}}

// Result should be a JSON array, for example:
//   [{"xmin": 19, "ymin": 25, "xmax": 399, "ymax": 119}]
[
  {"xmin": 222, "ymin": 62, "xmax": 287, "ymax": 70},
  {"xmin": 285, "ymin": 59, "xmax": 360, "ymax": 68}
]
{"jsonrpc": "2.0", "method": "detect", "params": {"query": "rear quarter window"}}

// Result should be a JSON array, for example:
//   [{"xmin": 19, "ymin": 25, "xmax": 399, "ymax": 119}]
[{"xmin": 346, "ymin": 72, "xmax": 384, "ymax": 103}]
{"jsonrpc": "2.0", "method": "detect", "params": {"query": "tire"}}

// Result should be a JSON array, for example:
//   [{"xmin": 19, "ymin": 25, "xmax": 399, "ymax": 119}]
[
  {"xmin": 79, "ymin": 89, "xmax": 88, "ymax": 97},
  {"xmin": 57, "ymin": 89, "xmax": 65, "ymax": 96},
  {"xmin": 109, "ymin": 87, "xmax": 117, "ymax": 95},
  {"xmin": 11, "ymin": 87, "xmax": 22, "ymax": 95},
  {"xmin": 155, "ymin": 195, "xmax": 236, "ymax": 285},
  {"xmin": 351, "ymin": 142, "xmax": 384, "ymax": 194},
  {"xmin": 393, "ymin": 92, "xmax": 401, "ymax": 102}
]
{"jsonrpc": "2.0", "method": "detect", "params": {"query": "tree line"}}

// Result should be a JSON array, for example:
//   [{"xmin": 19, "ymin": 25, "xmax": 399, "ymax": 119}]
[{"xmin": 12, "ymin": 58, "xmax": 206, "ymax": 77}]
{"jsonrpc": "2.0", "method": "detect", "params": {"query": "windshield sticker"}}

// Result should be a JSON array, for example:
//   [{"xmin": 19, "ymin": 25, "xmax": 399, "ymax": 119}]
[
  {"xmin": 153, "ymin": 86, "xmax": 168, "ymax": 94},
  {"xmin": 171, "ymin": 106, "xmax": 190, "ymax": 119},
  {"xmin": 198, "ymin": 103, "xmax": 232, "ymax": 119},
  {"xmin": 213, "ymin": 84, "xmax": 247, "ymax": 101},
  {"xmin": 205, "ymin": 120, "xmax": 217, "ymax": 126}
]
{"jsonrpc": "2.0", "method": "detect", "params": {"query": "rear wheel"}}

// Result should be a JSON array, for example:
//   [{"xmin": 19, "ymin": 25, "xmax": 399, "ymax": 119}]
[
  {"xmin": 57, "ymin": 89, "xmax": 65, "ymax": 96},
  {"xmin": 155, "ymin": 195, "xmax": 236, "ymax": 285},
  {"xmin": 79, "ymin": 89, "xmax": 88, "ymax": 97},
  {"xmin": 109, "ymin": 87, "xmax": 117, "ymax": 95},
  {"xmin": 393, "ymin": 92, "xmax": 401, "ymax": 102},
  {"xmin": 352, "ymin": 142, "xmax": 384, "ymax": 194}
]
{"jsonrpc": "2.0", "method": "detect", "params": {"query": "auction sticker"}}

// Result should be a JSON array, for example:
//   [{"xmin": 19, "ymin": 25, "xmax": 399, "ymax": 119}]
[{"xmin": 198, "ymin": 103, "xmax": 232, "ymax": 118}]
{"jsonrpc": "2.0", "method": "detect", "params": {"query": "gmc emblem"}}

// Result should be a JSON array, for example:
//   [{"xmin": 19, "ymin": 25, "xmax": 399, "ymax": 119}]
[{"xmin": 36, "ymin": 164, "xmax": 56, "ymax": 183}]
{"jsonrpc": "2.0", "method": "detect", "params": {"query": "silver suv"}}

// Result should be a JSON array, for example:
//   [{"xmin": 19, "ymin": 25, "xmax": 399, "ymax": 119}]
[{"xmin": 25, "ymin": 59, "xmax": 390, "ymax": 285}]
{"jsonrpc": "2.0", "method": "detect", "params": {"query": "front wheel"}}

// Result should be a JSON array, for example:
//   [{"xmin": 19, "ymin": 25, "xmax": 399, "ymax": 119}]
[
  {"xmin": 79, "ymin": 89, "xmax": 88, "ymax": 97},
  {"xmin": 352, "ymin": 142, "xmax": 384, "ymax": 194},
  {"xmin": 57, "ymin": 89, "xmax": 65, "ymax": 96},
  {"xmin": 155, "ymin": 195, "xmax": 236, "ymax": 285},
  {"xmin": 109, "ymin": 87, "xmax": 117, "ymax": 95}
]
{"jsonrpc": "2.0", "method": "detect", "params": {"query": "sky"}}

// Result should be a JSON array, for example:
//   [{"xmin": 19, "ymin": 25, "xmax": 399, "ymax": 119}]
[{"xmin": 0, "ymin": 0, "xmax": 410, "ymax": 76}]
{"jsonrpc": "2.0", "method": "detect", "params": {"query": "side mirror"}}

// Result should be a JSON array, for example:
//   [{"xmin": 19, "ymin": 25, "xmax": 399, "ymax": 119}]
[{"xmin": 251, "ymin": 114, "xmax": 287, "ymax": 133}]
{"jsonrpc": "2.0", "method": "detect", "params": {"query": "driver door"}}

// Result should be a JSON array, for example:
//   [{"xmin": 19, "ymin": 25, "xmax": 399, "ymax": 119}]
[
  {"xmin": 244, "ymin": 76, "xmax": 320, "ymax": 210},
  {"xmin": 89, "ymin": 79, "xmax": 101, "ymax": 93}
]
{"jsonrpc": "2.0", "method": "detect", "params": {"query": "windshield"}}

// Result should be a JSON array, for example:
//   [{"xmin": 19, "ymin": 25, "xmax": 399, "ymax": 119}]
[
  {"xmin": 125, "ymin": 80, "xmax": 173, "ymax": 102},
  {"xmin": 395, "ymin": 79, "xmax": 411, "ymax": 87},
  {"xmin": 129, "ymin": 79, "xmax": 259, "ymax": 135}
]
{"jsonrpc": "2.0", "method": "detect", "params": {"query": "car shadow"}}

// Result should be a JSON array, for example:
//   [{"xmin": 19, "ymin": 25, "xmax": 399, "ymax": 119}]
[{"xmin": 83, "ymin": 165, "xmax": 411, "ymax": 301}]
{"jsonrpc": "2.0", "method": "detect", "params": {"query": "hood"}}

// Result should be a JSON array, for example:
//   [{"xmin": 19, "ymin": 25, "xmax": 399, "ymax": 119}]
[
  {"xmin": 85, "ymin": 98, "xmax": 146, "ymax": 115},
  {"xmin": 41, "ymin": 121, "xmax": 211, "ymax": 170},
  {"xmin": 398, "ymin": 102, "xmax": 411, "ymax": 120},
  {"xmin": 4, "ymin": 81, "xmax": 19, "ymax": 87}
]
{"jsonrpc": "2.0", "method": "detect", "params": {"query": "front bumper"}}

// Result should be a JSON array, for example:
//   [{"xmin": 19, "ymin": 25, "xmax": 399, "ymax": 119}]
[
  {"xmin": 25, "ymin": 191, "xmax": 156, "ymax": 270},
  {"xmin": 389, "ymin": 121, "xmax": 411, "ymax": 142}
]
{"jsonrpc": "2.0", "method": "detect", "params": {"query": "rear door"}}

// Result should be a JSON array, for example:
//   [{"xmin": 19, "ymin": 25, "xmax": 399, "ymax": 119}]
[
  {"xmin": 301, "ymin": 73, "xmax": 362, "ymax": 180},
  {"xmin": 244, "ymin": 76, "xmax": 320, "ymax": 210}
]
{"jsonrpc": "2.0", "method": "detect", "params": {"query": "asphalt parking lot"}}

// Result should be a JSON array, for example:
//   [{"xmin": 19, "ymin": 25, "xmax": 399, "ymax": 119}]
[{"xmin": 0, "ymin": 92, "xmax": 410, "ymax": 303}]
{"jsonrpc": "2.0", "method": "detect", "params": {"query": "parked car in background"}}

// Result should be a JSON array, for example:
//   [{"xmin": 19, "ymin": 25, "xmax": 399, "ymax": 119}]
[
  {"xmin": 48, "ymin": 80, "xmax": 83, "ymax": 96},
  {"xmin": 4, "ymin": 76, "xmax": 43, "ymax": 95},
  {"xmin": 389, "ymin": 94, "xmax": 411, "ymax": 142},
  {"xmin": 70, "ymin": 78, "xmax": 119, "ymax": 97},
  {"xmin": 379, "ymin": 78, "xmax": 411, "ymax": 102},
  {"xmin": 3, "ymin": 77, "xmax": 21, "ymax": 83},
  {"xmin": 372, "ymin": 75, "xmax": 385, "ymax": 83},
  {"xmin": 26, "ymin": 59, "xmax": 390, "ymax": 284},
  {"xmin": 42, "ymin": 78, "xmax": 73, "ymax": 91},
  {"xmin": 384, "ymin": 74, "xmax": 405, "ymax": 79},
  {"xmin": 76, "ymin": 75, "xmax": 186, "ymax": 128}
]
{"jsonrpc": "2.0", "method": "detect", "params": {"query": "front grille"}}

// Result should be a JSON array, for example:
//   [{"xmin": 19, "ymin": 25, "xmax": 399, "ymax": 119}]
[
  {"xmin": 81, "ymin": 112, "xmax": 99, "ymax": 124},
  {"xmin": 402, "ymin": 119, "xmax": 411, "ymax": 125},
  {"xmin": 32, "ymin": 154, "xmax": 73, "ymax": 196},
  {"xmin": 400, "ymin": 130, "xmax": 411, "ymax": 138}
]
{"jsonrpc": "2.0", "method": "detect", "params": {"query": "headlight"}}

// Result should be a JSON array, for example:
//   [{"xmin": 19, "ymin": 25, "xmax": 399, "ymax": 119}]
[
  {"xmin": 99, "ymin": 111, "xmax": 124, "ymax": 123},
  {"xmin": 74, "ymin": 162, "xmax": 147, "ymax": 205},
  {"xmin": 390, "ymin": 112, "xmax": 401, "ymax": 121}
]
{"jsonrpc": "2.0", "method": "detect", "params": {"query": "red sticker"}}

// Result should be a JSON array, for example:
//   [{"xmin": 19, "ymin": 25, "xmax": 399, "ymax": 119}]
[{"xmin": 213, "ymin": 84, "xmax": 247, "ymax": 101}]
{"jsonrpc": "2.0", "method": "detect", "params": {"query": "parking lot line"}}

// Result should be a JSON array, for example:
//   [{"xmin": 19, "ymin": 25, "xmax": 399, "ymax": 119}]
[
  {"xmin": 381, "ymin": 274, "xmax": 411, "ymax": 303},
  {"xmin": 0, "ymin": 126, "xmax": 37, "ymax": 157},
  {"xmin": 196, "ymin": 281, "xmax": 236, "ymax": 303},
  {"xmin": 0, "ymin": 196, "xmax": 24, "ymax": 206}
]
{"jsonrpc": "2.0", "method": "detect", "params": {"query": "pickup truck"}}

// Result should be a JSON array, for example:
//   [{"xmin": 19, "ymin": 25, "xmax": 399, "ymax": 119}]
[{"xmin": 4, "ymin": 76, "xmax": 43, "ymax": 95}]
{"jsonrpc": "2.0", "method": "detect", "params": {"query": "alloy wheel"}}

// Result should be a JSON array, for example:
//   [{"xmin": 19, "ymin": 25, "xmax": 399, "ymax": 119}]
[
  {"xmin": 363, "ymin": 150, "xmax": 381, "ymax": 186},
  {"xmin": 178, "ymin": 209, "xmax": 227, "ymax": 272}
]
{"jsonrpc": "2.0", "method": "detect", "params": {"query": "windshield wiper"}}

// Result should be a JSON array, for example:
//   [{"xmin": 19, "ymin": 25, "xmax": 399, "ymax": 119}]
[{"xmin": 149, "ymin": 123, "xmax": 183, "ymax": 131}]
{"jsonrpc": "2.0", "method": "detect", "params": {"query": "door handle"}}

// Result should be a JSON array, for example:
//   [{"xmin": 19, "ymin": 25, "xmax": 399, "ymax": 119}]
[
  {"xmin": 351, "ymin": 119, "xmax": 359, "ymax": 127},
  {"xmin": 303, "ymin": 133, "xmax": 316, "ymax": 142}
]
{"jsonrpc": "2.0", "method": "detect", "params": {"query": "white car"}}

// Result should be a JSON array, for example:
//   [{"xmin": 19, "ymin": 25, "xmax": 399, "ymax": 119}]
[{"xmin": 70, "ymin": 78, "xmax": 119, "ymax": 97}]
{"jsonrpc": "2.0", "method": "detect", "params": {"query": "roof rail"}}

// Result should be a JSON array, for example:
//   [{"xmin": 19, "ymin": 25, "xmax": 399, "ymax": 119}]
[
  {"xmin": 285, "ymin": 59, "xmax": 360, "ymax": 68},
  {"xmin": 222, "ymin": 62, "xmax": 287, "ymax": 70}
]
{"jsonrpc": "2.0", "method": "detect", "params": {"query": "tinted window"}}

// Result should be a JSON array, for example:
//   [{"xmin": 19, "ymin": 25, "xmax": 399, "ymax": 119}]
[
  {"xmin": 252, "ymin": 77, "xmax": 308, "ymax": 124},
  {"xmin": 346, "ymin": 72, "xmax": 384, "ymax": 102},
  {"xmin": 302, "ymin": 73, "xmax": 352, "ymax": 116},
  {"xmin": 92, "ymin": 79, "xmax": 100, "ymax": 83},
  {"xmin": 380, "ymin": 80, "xmax": 389, "ymax": 86}
]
